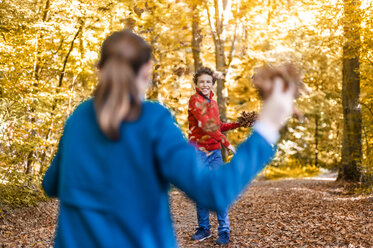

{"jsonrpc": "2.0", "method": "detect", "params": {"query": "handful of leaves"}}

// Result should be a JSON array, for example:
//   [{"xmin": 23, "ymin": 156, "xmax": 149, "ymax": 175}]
[
  {"xmin": 252, "ymin": 63, "xmax": 307, "ymax": 121},
  {"xmin": 237, "ymin": 111, "xmax": 258, "ymax": 128}
]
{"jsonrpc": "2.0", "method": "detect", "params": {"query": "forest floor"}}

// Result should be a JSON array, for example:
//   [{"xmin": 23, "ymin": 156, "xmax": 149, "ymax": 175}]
[{"xmin": 1, "ymin": 176, "xmax": 373, "ymax": 247}]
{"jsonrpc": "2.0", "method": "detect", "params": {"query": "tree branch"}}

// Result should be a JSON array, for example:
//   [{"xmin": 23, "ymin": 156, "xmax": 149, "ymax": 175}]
[
  {"xmin": 58, "ymin": 23, "xmax": 83, "ymax": 88},
  {"xmin": 227, "ymin": 22, "xmax": 238, "ymax": 68},
  {"xmin": 52, "ymin": 37, "xmax": 65, "ymax": 55},
  {"xmin": 192, "ymin": 4, "xmax": 202, "ymax": 71},
  {"xmin": 206, "ymin": 2, "xmax": 218, "ymax": 47},
  {"xmin": 1, "ymin": 32, "xmax": 6, "ymax": 42},
  {"xmin": 361, "ymin": 102, "xmax": 373, "ymax": 117}
]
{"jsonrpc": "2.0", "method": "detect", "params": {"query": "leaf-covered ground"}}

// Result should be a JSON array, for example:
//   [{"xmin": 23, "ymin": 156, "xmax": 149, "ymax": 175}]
[{"xmin": 1, "ymin": 178, "xmax": 373, "ymax": 247}]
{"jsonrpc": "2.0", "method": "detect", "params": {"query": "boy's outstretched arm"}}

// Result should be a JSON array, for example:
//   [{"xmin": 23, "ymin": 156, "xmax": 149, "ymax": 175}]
[{"xmin": 220, "ymin": 122, "xmax": 240, "ymax": 132}]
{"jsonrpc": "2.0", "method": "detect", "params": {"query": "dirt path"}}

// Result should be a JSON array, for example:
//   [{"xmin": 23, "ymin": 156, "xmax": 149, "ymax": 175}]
[
  {"xmin": 1, "ymin": 179, "xmax": 373, "ymax": 247},
  {"xmin": 171, "ymin": 179, "xmax": 373, "ymax": 247}
]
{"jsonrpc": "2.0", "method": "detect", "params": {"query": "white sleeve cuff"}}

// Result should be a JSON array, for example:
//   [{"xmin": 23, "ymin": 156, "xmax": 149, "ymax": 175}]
[{"xmin": 253, "ymin": 120, "xmax": 280, "ymax": 145}]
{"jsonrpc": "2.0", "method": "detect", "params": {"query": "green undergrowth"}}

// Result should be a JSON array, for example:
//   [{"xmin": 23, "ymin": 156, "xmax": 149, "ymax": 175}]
[
  {"xmin": 263, "ymin": 165, "xmax": 321, "ymax": 180},
  {"xmin": 0, "ymin": 184, "xmax": 48, "ymax": 210},
  {"xmin": 0, "ymin": 174, "xmax": 48, "ymax": 211},
  {"xmin": 349, "ymin": 181, "xmax": 373, "ymax": 195}
]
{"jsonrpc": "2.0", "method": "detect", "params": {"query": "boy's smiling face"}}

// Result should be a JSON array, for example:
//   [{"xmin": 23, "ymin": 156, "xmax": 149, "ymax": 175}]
[{"xmin": 196, "ymin": 74, "xmax": 214, "ymax": 98}]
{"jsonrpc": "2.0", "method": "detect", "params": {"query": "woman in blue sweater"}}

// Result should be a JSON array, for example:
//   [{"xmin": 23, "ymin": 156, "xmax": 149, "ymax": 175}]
[{"xmin": 43, "ymin": 30, "xmax": 295, "ymax": 248}]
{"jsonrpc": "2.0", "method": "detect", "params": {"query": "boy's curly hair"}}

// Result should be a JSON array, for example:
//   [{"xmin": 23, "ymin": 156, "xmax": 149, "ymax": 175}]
[{"xmin": 193, "ymin": 67, "xmax": 217, "ymax": 85}]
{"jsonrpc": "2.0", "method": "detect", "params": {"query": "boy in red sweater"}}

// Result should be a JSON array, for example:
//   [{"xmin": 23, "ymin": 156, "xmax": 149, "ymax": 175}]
[{"xmin": 188, "ymin": 67, "xmax": 240, "ymax": 244}]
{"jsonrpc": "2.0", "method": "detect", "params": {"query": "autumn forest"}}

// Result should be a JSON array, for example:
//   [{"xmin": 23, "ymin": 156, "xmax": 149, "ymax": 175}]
[{"xmin": 1, "ymin": 0, "xmax": 373, "ymax": 247}]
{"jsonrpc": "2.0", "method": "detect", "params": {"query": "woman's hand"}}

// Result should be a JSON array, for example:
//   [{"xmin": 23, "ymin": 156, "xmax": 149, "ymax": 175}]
[{"xmin": 258, "ymin": 78, "xmax": 296, "ymax": 132}]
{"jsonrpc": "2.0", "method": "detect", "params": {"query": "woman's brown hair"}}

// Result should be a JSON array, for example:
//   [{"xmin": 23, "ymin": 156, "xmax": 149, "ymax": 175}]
[{"xmin": 94, "ymin": 30, "xmax": 152, "ymax": 140}]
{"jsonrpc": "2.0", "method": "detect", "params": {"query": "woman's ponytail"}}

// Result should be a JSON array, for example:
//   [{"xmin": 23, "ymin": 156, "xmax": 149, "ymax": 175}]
[{"xmin": 94, "ymin": 30, "xmax": 151, "ymax": 140}]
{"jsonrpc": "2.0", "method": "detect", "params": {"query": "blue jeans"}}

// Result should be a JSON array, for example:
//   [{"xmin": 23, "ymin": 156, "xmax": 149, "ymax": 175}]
[{"xmin": 195, "ymin": 149, "xmax": 230, "ymax": 234}]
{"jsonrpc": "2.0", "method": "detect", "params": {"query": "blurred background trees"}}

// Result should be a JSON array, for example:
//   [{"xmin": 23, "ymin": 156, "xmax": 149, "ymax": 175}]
[{"xmin": 0, "ymin": 0, "xmax": 372, "ymax": 207}]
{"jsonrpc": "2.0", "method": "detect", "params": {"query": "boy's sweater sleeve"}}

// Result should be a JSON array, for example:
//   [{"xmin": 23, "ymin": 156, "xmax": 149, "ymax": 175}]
[
  {"xmin": 220, "ymin": 122, "xmax": 240, "ymax": 132},
  {"xmin": 188, "ymin": 98, "xmax": 231, "ymax": 148},
  {"xmin": 155, "ymin": 106, "xmax": 276, "ymax": 213},
  {"xmin": 42, "ymin": 136, "xmax": 63, "ymax": 198}
]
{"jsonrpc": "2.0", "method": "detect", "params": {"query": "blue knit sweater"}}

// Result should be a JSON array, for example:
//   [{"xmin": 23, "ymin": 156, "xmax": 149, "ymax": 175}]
[{"xmin": 43, "ymin": 99, "xmax": 276, "ymax": 248}]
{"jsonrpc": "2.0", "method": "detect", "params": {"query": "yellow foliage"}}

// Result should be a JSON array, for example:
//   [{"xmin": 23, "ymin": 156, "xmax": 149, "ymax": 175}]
[
  {"xmin": 263, "ymin": 165, "xmax": 320, "ymax": 180},
  {"xmin": 0, "ymin": 0, "xmax": 372, "ymax": 207}
]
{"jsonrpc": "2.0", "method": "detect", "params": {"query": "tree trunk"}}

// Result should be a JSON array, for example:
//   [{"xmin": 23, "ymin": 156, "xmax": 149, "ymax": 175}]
[
  {"xmin": 338, "ymin": 0, "xmax": 362, "ymax": 182},
  {"xmin": 33, "ymin": 0, "xmax": 51, "ymax": 81},
  {"xmin": 191, "ymin": 4, "xmax": 202, "ymax": 72},
  {"xmin": 26, "ymin": 0, "xmax": 51, "ymax": 174},
  {"xmin": 315, "ymin": 114, "xmax": 319, "ymax": 167},
  {"xmin": 213, "ymin": 0, "xmax": 227, "ymax": 123},
  {"xmin": 58, "ymin": 23, "xmax": 83, "ymax": 89},
  {"xmin": 211, "ymin": 0, "xmax": 229, "ymax": 159},
  {"xmin": 25, "ymin": 143, "xmax": 34, "ymax": 174},
  {"xmin": 267, "ymin": 0, "xmax": 271, "ymax": 26},
  {"xmin": 147, "ymin": 17, "xmax": 160, "ymax": 100},
  {"xmin": 215, "ymin": 47, "xmax": 226, "ymax": 122},
  {"xmin": 39, "ymin": 23, "xmax": 83, "ymax": 174}
]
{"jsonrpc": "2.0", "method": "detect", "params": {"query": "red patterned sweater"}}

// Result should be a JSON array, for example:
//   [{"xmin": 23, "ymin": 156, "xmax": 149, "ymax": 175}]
[{"xmin": 188, "ymin": 89, "xmax": 240, "ymax": 151}]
